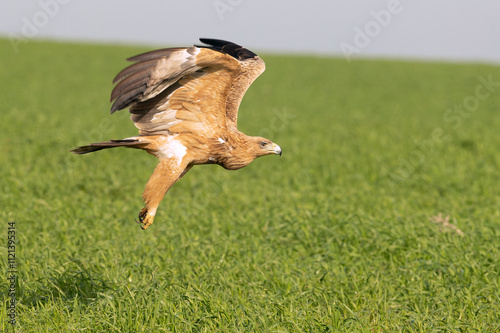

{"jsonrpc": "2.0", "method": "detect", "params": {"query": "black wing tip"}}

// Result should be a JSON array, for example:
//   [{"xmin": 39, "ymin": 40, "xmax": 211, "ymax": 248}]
[{"xmin": 197, "ymin": 38, "xmax": 258, "ymax": 60}]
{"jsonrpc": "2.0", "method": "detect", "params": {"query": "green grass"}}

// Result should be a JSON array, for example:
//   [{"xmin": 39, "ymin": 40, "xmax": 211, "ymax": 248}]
[{"xmin": 0, "ymin": 38, "xmax": 499, "ymax": 332}]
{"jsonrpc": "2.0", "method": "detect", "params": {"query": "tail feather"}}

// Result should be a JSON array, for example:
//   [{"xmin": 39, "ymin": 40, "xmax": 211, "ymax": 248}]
[{"xmin": 71, "ymin": 139, "xmax": 147, "ymax": 154}]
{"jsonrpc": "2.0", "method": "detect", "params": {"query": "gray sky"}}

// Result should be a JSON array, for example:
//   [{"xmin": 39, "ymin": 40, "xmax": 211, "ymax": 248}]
[{"xmin": 2, "ymin": 0, "xmax": 500, "ymax": 63}]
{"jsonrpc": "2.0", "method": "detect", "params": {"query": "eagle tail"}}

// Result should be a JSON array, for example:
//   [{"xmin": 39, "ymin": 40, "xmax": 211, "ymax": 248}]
[{"xmin": 71, "ymin": 139, "xmax": 146, "ymax": 154}]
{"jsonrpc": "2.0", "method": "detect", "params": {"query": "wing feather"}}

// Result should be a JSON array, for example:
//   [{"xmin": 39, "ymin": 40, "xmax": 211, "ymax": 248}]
[
  {"xmin": 111, "ymin": 70, "xmax": 150, "ymax": 99},
  {"xmin": 112, "ymin": 59, "xmax": 158, "ymax": 84},
  {"xmin": 110, "ymin": 38, "xmax": 265, "ymax": 138},
  {"xmin": 110, "ymin": 47, "xmax": 201, "ymax": 113},
  {"xmin": 126, "ymin": 47, "xmax": 188, "ymax": 62},
  {"xmin": 198, "ymin": 38, "xmax": 265, "ymax": 130}
]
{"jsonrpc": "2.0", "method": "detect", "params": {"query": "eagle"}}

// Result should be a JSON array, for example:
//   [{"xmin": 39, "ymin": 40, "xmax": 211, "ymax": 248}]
[{"xmin": 71, "ymin": 38, "xmax": 282, "ymax": 230}]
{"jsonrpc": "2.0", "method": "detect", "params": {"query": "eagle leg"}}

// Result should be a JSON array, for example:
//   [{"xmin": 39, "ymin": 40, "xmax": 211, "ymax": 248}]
[{"xmin": 137, "ymin": 158, "xmax": 192, "ymax": 230}]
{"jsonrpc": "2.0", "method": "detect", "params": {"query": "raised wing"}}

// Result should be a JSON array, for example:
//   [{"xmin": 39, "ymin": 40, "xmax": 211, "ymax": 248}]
[
  {"xmin": 197, "ymin": 38, "xmax": 265, "ymax": 130},
  {"xmin": 110, "ymin": 38, "xmax": 265, "ymax": 137}
]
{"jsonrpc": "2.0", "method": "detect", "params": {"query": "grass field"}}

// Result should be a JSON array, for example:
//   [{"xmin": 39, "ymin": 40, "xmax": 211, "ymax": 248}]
[{"xmin": 0, "ymin": 38, "xmax": 499, "ymax": 332}]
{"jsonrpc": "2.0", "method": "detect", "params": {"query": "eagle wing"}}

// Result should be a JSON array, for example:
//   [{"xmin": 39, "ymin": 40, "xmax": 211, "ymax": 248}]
[{"xmin": 110, "ymin": 38, "xmax": 265, "ymax": 137}]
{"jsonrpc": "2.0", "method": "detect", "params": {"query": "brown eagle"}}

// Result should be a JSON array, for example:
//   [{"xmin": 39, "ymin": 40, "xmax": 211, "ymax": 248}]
[{"xmin": 71, "ymin": 38, "xmax": 282, "ymax": 230}]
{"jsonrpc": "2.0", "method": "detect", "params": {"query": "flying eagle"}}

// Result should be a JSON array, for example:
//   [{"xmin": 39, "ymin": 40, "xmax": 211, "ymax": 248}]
[{"xmin": 71, "ymin": 38, "xmax": 282, "ymax": 230}]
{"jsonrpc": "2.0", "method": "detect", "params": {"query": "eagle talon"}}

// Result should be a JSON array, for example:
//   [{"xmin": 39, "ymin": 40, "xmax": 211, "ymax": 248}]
[
  {"xmin": 135, "ymin": 211, "xmax": 145, "ymax": 223},
  {"xmin": 138, "ymin": 208, "xmax": 147, "ymax": 220},
  {"xmin": 136, "ymin": 207, "xmax": 153, "ymax": 230}
]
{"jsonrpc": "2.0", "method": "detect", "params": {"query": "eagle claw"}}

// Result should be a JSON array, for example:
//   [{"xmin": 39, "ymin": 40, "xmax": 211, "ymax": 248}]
[{"xmin": 136, "ymin": 207, "xmax": 152, "ymax": 230}]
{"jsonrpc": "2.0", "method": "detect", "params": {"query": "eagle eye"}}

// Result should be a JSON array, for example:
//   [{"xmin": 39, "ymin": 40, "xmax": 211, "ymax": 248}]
[{"xmin": 259, "ymin": 141, "xmax": 268, "ymax": 148}]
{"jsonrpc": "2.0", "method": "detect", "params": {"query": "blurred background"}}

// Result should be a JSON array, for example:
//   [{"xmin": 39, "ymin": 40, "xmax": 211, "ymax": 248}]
[
  {"xmin": 1, "ymin": 0, "xmax": 500, "ymax": 63},
  {"xmin": 2, "ymin": 2, "xmax": 500, "ymax": 331}
]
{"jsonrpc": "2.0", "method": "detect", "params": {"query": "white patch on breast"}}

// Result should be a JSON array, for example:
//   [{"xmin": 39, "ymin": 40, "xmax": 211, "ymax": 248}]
[
  {"xmin": 156, "ymin": 135, "xmax": 187, "ymax": 162},
  {"xmin": 217, "ymin": 138, "xmax": 226, "ymax": 144}
]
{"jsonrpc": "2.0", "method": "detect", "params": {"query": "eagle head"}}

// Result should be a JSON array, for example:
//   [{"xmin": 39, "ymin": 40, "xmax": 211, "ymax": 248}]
[
  {"xmin": 251, "ymin": 136, "xmax": 282, "ymax": 157},
  {"xmin": 218, "ymin": 135, "xmax": 281, "ymax": 170}
]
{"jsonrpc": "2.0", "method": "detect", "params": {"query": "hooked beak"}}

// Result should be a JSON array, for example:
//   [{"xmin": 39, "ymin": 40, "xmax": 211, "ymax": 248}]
[{"xmin": 272, "ymin": 143, "xmax": 282, "ymax": 156}]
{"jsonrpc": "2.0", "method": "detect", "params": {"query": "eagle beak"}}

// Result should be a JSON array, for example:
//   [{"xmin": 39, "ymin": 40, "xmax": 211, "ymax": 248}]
[{"xmin": 273, "ymin": 144, "xmax": 282, "ymax": 156}]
